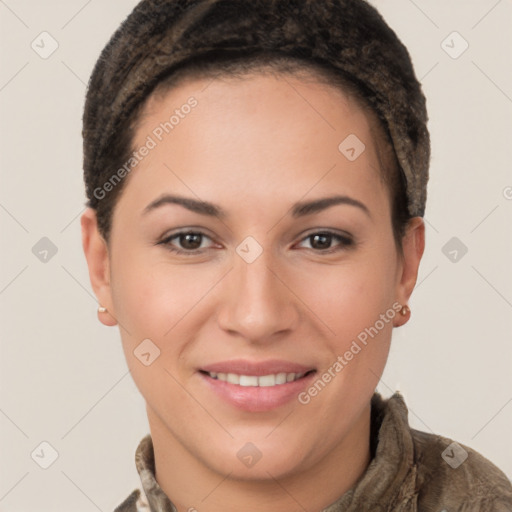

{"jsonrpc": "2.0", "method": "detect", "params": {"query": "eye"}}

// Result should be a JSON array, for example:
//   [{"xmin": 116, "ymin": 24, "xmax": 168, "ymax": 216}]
[
  {"xmin": 296, "ymin": 230, "xmax": 354, "ymax": 253},
  {"xmin": 158, "ymin": 230, "xmax": 216, "ymax": 255},
  {"xmin": 157, "ymin": 229, "xmax": 354, "ymax": 256}
]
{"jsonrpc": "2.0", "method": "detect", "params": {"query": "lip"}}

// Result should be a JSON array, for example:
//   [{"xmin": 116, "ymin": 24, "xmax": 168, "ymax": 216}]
[{"xmin": 198, "ymin": 359, "xmax": 317, "ymax": 412}]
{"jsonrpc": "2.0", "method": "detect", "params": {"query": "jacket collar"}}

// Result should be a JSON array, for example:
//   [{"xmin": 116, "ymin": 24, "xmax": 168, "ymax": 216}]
[{"xmin": 133, "ymin": 391, "xmax": 416, "ymax": 512}]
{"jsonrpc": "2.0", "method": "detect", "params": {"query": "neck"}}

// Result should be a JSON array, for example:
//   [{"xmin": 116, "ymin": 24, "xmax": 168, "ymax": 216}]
[{"xmin": 147, "ymin": 402, "xmax": 372, "ymax": 512}]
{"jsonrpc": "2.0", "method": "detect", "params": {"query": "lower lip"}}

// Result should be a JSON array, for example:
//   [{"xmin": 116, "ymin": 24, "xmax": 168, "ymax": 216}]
[{"xmin": 199, "ymin": 371, "xmax": 317, "ymax": 412}]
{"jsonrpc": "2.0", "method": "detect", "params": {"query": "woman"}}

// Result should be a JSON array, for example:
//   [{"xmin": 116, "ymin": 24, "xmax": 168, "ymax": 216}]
[{"xmin": 80, "ymin": 0, "xmax": 512, "ymax": 511}]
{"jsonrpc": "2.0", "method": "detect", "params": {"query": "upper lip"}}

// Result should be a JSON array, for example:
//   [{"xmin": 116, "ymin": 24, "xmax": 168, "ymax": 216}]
[{"xmin": 199, "ymin": 359, "xmax": 316, "ymax": 376}]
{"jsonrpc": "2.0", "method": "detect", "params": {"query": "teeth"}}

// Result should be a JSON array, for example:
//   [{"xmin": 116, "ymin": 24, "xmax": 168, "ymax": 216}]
[
  {"xmin": 258, "ymin": 375, "xmax": 276, "ymax": 387},
  {"xmin": 239, "ymin": 375, "xmax": 259, "ymax": 386},
  {"xmin": 208, "ymin": 371, "xmax": 308, "ymax": 386},
  {"xmin": 226, "ymin": 373, "xmax": 239, "ymax": 384},
  {"xmin": 275, "ymin": 372, "xmax": 287, "ymax": 384}
]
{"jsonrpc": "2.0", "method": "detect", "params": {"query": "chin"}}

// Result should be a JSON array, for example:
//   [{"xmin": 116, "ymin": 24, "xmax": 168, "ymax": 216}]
[{"xmin": 200, "ymin": 438, "xmax": 310, "ymax": 481}]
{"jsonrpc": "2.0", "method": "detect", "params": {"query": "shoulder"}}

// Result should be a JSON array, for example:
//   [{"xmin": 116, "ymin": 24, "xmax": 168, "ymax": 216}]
[
  {"xmin": 410, "ymin": 428, "xmax": 512, "ymax": 511},
  {"xmin": 114, "ymin": 488, "xmax": 149, "ymax": 512}
]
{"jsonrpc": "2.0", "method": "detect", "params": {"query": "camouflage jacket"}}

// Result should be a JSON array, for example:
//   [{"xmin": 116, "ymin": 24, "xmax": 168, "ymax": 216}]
[{"xmin": 114, "ymin": 391, "xmax": 512, "ymax": 512}]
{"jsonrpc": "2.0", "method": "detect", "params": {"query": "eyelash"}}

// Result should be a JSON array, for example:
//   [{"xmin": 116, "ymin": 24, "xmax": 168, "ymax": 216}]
[{"xmin": 157, "ymin": 229, "xmax": 355, "ymax": 256}]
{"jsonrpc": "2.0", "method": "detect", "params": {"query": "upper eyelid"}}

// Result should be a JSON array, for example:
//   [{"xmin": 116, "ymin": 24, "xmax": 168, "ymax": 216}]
[
  {"xmin": 296, "ymin": 231, "xmax": 353, "ymax": 248},
  {"xmin": 160, "ymin": 230, "xmax": 214, "ymax": 246},
  {"xmin": 160, "ymin": 227, "xmax": 214, "ymax": 241}
]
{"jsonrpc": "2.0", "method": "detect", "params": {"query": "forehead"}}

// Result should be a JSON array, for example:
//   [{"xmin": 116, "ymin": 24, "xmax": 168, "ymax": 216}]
[{"xmin": 125, "ymin": 72, "xmax": 389, "ymax": 216}]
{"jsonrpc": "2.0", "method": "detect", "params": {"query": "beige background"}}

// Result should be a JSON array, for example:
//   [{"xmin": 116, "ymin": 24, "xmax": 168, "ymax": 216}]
[{"xmin": 1, "ymin": 0, "xmax": 511, "ymax": 510}]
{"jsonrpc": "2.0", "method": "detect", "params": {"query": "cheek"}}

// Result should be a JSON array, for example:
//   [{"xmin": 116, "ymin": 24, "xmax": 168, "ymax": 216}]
[
  {"xmin": 110, "ymin": 249, "xmax": 219, "ymax": 346},
  {"xmin": 295, "ymin": 249, "xmax": 398, "ymax": 340},
  {"xmin": 109, "ymin": 252, "xmax": 195, "ymax": 404}
]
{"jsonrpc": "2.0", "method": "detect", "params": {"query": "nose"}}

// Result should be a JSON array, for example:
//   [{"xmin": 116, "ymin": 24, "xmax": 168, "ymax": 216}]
[{"xmin": 215, "ymin": 247, "xmax": 300, "ymax": 344}]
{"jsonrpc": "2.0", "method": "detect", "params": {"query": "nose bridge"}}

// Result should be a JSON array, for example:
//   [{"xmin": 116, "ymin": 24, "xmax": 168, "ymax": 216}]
[{"xmin": 217, "ymin": 243, "xmax": 297, "ymax": 341}]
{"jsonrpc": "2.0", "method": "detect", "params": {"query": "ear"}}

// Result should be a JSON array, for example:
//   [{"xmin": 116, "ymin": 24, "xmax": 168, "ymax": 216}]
[
  {"xmin": 80, "ymin": 208, "xmax": 118, "ymax": 327},
  {"xmin": 393, "ymin": 216, "xmax": 425, "ymax": 327}
]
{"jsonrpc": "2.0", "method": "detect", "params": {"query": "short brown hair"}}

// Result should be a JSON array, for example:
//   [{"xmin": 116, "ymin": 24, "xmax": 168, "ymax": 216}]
[{"xmin": 83, "ymin": 0, "xmax": 428, "ymax": 250}]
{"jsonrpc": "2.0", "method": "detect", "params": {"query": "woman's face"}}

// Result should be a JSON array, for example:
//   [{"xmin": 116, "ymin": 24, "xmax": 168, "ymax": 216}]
[{"xmin": 82, "ymin": 71, "xmax": 423, "ymax": 481}]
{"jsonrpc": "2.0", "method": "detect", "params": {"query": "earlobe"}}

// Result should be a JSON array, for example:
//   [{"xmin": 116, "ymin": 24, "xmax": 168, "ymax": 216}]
[
  {"xmin": 394, "ymin": 217, "xmax": 425, "ymax": 328},
  {"xmin": 80, "ymin": 208, "xmax": 118, "ymax": 327}
]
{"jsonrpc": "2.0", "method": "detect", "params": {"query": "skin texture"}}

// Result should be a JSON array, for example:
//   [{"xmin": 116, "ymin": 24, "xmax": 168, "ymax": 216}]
[{"xmin": 81, "ymin": 72, "xmax": 425, "ymax": 512}]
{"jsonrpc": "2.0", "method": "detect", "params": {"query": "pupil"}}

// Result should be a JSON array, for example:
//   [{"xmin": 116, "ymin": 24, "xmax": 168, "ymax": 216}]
[
  {"xmin": 182, "ymin": 233, "xmax": 201, "ymax": 249},
  {"xmin": 312, "ymin": 233, "xmax": 331, "ymax": 250}
]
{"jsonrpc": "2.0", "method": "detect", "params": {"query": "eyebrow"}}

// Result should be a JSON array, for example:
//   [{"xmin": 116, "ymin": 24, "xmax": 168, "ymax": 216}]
[{"xmin": 142, "ymin": 194, "xmax": 371, "ymax": 220}]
